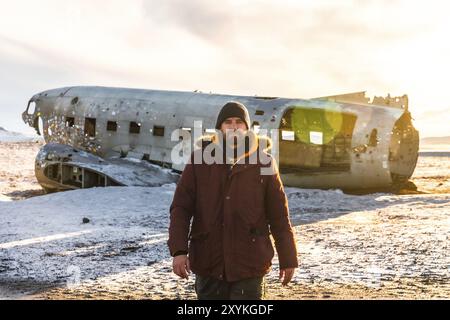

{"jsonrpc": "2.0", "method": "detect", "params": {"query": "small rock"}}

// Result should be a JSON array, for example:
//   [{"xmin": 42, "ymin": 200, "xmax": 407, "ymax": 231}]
[
  {"xmin": 82, "ymin": 217, "xmax": 90, "ymax": 224},
  {"xmin": 121, "ymin": 246, "xmax": 141, "ymax": 252}
]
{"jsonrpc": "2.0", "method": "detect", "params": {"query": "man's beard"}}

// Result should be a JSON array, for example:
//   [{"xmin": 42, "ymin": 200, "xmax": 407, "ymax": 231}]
[{"xmin": 222, "ymin": 130, "xmax": 249, "ymax": 163}]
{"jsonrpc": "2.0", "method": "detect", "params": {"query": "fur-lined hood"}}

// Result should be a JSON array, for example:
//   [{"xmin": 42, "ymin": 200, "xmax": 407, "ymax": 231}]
[{"xmin": 194, "ymin": 129, "xmax": 273, "ymax": 165}]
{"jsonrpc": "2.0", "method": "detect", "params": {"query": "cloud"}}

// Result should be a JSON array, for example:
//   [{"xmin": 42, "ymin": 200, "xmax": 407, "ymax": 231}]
[
  {"xmin": 0, "ymin": 0, "xmax": 449, "ymax": 137},
  {"xmin": 143, "ymin": 0, "xmax": 234, "ymax": 44},
  {"xmin": 135, "ymin": 0, "xmax": 440, "ymax": 97}
]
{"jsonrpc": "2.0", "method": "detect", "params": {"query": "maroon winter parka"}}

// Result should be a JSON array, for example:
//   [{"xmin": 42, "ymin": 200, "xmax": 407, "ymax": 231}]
[{"xmin": 168, "ymin": 130, "xmax": 298, "ymax": 282}]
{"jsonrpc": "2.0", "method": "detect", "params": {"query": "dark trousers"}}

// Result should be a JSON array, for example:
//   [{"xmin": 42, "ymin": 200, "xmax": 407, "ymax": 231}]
[{"xmin": 195, "ymin": 275, "xmax": 265, "ymax": 300}]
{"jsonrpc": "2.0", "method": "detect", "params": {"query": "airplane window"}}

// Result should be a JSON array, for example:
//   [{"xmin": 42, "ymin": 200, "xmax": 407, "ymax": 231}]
[
  {"xmin": 65, "ymin": 117, "xmax": 75, "ymax": 127},
  {"xmin": 153, "ymin": 125, "xmax": 165, "ymax": 137},
  {"xmin": 71, "ymin": 97, "xmax": 79, "ymax": 105},
  {"xmin": 310, "ymin": 131, "xmax": 323, "ymax": 145},
  {"xmin": 107, "ymin": 121, "xmax": 118, "ymax": 132},
  {"xmin": 38, "ymin": 117, "xmax": 44, "ymax": 136},
  {"xmin": 28, "ymin": 101, "xmax": 36, "ymax": 114},
  {"xmin": 84, "ymin": 118, "xmax": 96, "ymax": 137},
  {"xmin": 282, "ymin": 130, "xmax": 295, "ymax": 141},
  {"xmin": 130, "ymin": 122, "xmax": 141, "ymax": 134},
  {"xmin": 252, "ymin": 121, "xmax": 261, "ymax": 134},
  {"xmin": 368, "ymin": 128, "xmax": 379, "ymax": 147}
]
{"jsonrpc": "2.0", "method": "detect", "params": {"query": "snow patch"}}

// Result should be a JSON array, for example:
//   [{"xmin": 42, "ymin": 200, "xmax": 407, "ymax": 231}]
[{"xmin": 0, "ymin": 127, "xmax": 41, "ymax": 143}]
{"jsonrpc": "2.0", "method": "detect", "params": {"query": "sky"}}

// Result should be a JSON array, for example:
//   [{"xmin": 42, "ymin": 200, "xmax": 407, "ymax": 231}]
[{"xmin": 0, "ymin": 0, "xmax": 449, "ymax": 138}]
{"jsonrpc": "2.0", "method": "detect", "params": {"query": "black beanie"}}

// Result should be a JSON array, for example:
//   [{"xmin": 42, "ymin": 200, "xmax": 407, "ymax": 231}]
[{"xmin": 215, "ymin": 101, "xmax": 251, "ymax": 130}]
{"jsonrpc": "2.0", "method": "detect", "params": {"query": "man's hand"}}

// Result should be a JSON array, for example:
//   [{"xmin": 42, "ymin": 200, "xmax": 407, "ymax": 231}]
[
  {"xmin": 279, "ymin": 268, "xmax": 295, "ymax": 286},
  {"xmin": 172, "ymin": 255, "xmax": 191, "ymax": 279}
]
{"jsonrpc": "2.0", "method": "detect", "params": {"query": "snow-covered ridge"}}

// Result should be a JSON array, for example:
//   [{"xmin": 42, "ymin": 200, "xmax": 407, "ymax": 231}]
[{"xmin": 0, "ymin": 126, "xmax": 41, "ymax": 143}]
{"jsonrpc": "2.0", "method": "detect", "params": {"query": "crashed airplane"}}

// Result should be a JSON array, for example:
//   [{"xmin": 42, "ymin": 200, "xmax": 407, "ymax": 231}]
[{"xmin": 22, "ymin": 86, "xmax": 419, "ymax": 194}]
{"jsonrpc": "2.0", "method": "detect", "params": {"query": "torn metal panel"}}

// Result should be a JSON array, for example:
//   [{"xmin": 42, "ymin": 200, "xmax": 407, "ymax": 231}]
[
  {"xmin": 35, "ymin": 143, "xmax": 179, "ymax": 193},
  {"xmin": 314, "ymin": 91, "xmax": 409, "ymax": 110}
]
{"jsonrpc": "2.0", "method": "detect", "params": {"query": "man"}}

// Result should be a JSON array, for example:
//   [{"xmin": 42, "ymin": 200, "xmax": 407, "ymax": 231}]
[{"xmin": 168, "ymin": 101, "xmax": 298, "ymax": 300}]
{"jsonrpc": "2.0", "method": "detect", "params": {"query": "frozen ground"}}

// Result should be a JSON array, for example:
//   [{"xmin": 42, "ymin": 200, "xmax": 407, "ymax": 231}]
[
  {"xmin": 0, "ymin": 142, "xmax": 449, "ymax": 299},
  {"xmin": 0, "ymin": 142, "xmax": 45, "ymax": 201},
  {"xmin": 412, "ymin": 151, "xmax": 450, "ymax": 194}
]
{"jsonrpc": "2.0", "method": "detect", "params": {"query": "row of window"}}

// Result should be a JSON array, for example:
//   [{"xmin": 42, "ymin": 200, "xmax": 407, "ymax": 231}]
[
  {"xmin": 65, "ymin": 117, "xmax": 263, "ymax": 138},
  {"xmin": 281, "ymin": 130, "xmax": 324, "ymax": 144},
  {"xmin": 65, "ymin": 117, "xmax": 165, "ymax": 137}
]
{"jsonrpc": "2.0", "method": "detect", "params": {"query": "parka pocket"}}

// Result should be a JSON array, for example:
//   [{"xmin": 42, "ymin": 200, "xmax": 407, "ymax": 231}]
[
  {"xmin": 188, "ymin": 231, "xmax": 210, "ymax": 270},
  {"xmin": 249, "ymin": 230, "xmax": 274, "ymax": 269},
  {"xmin": 235, "ymin": 226, "xmax": 274, "ymax": 270}
]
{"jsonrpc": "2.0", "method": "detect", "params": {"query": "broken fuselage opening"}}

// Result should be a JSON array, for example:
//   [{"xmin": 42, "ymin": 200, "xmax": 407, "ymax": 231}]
[
  {"xmin": 278, "ymin": 107, "xmax": 357, "ymax": 173},
  {"xmin": 42, "ymin": 163, "xmax": 122, "ymax": 191},
  {"xmin": 389, "ymin": 111, "xmax": 419, "ymax": 184}
]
